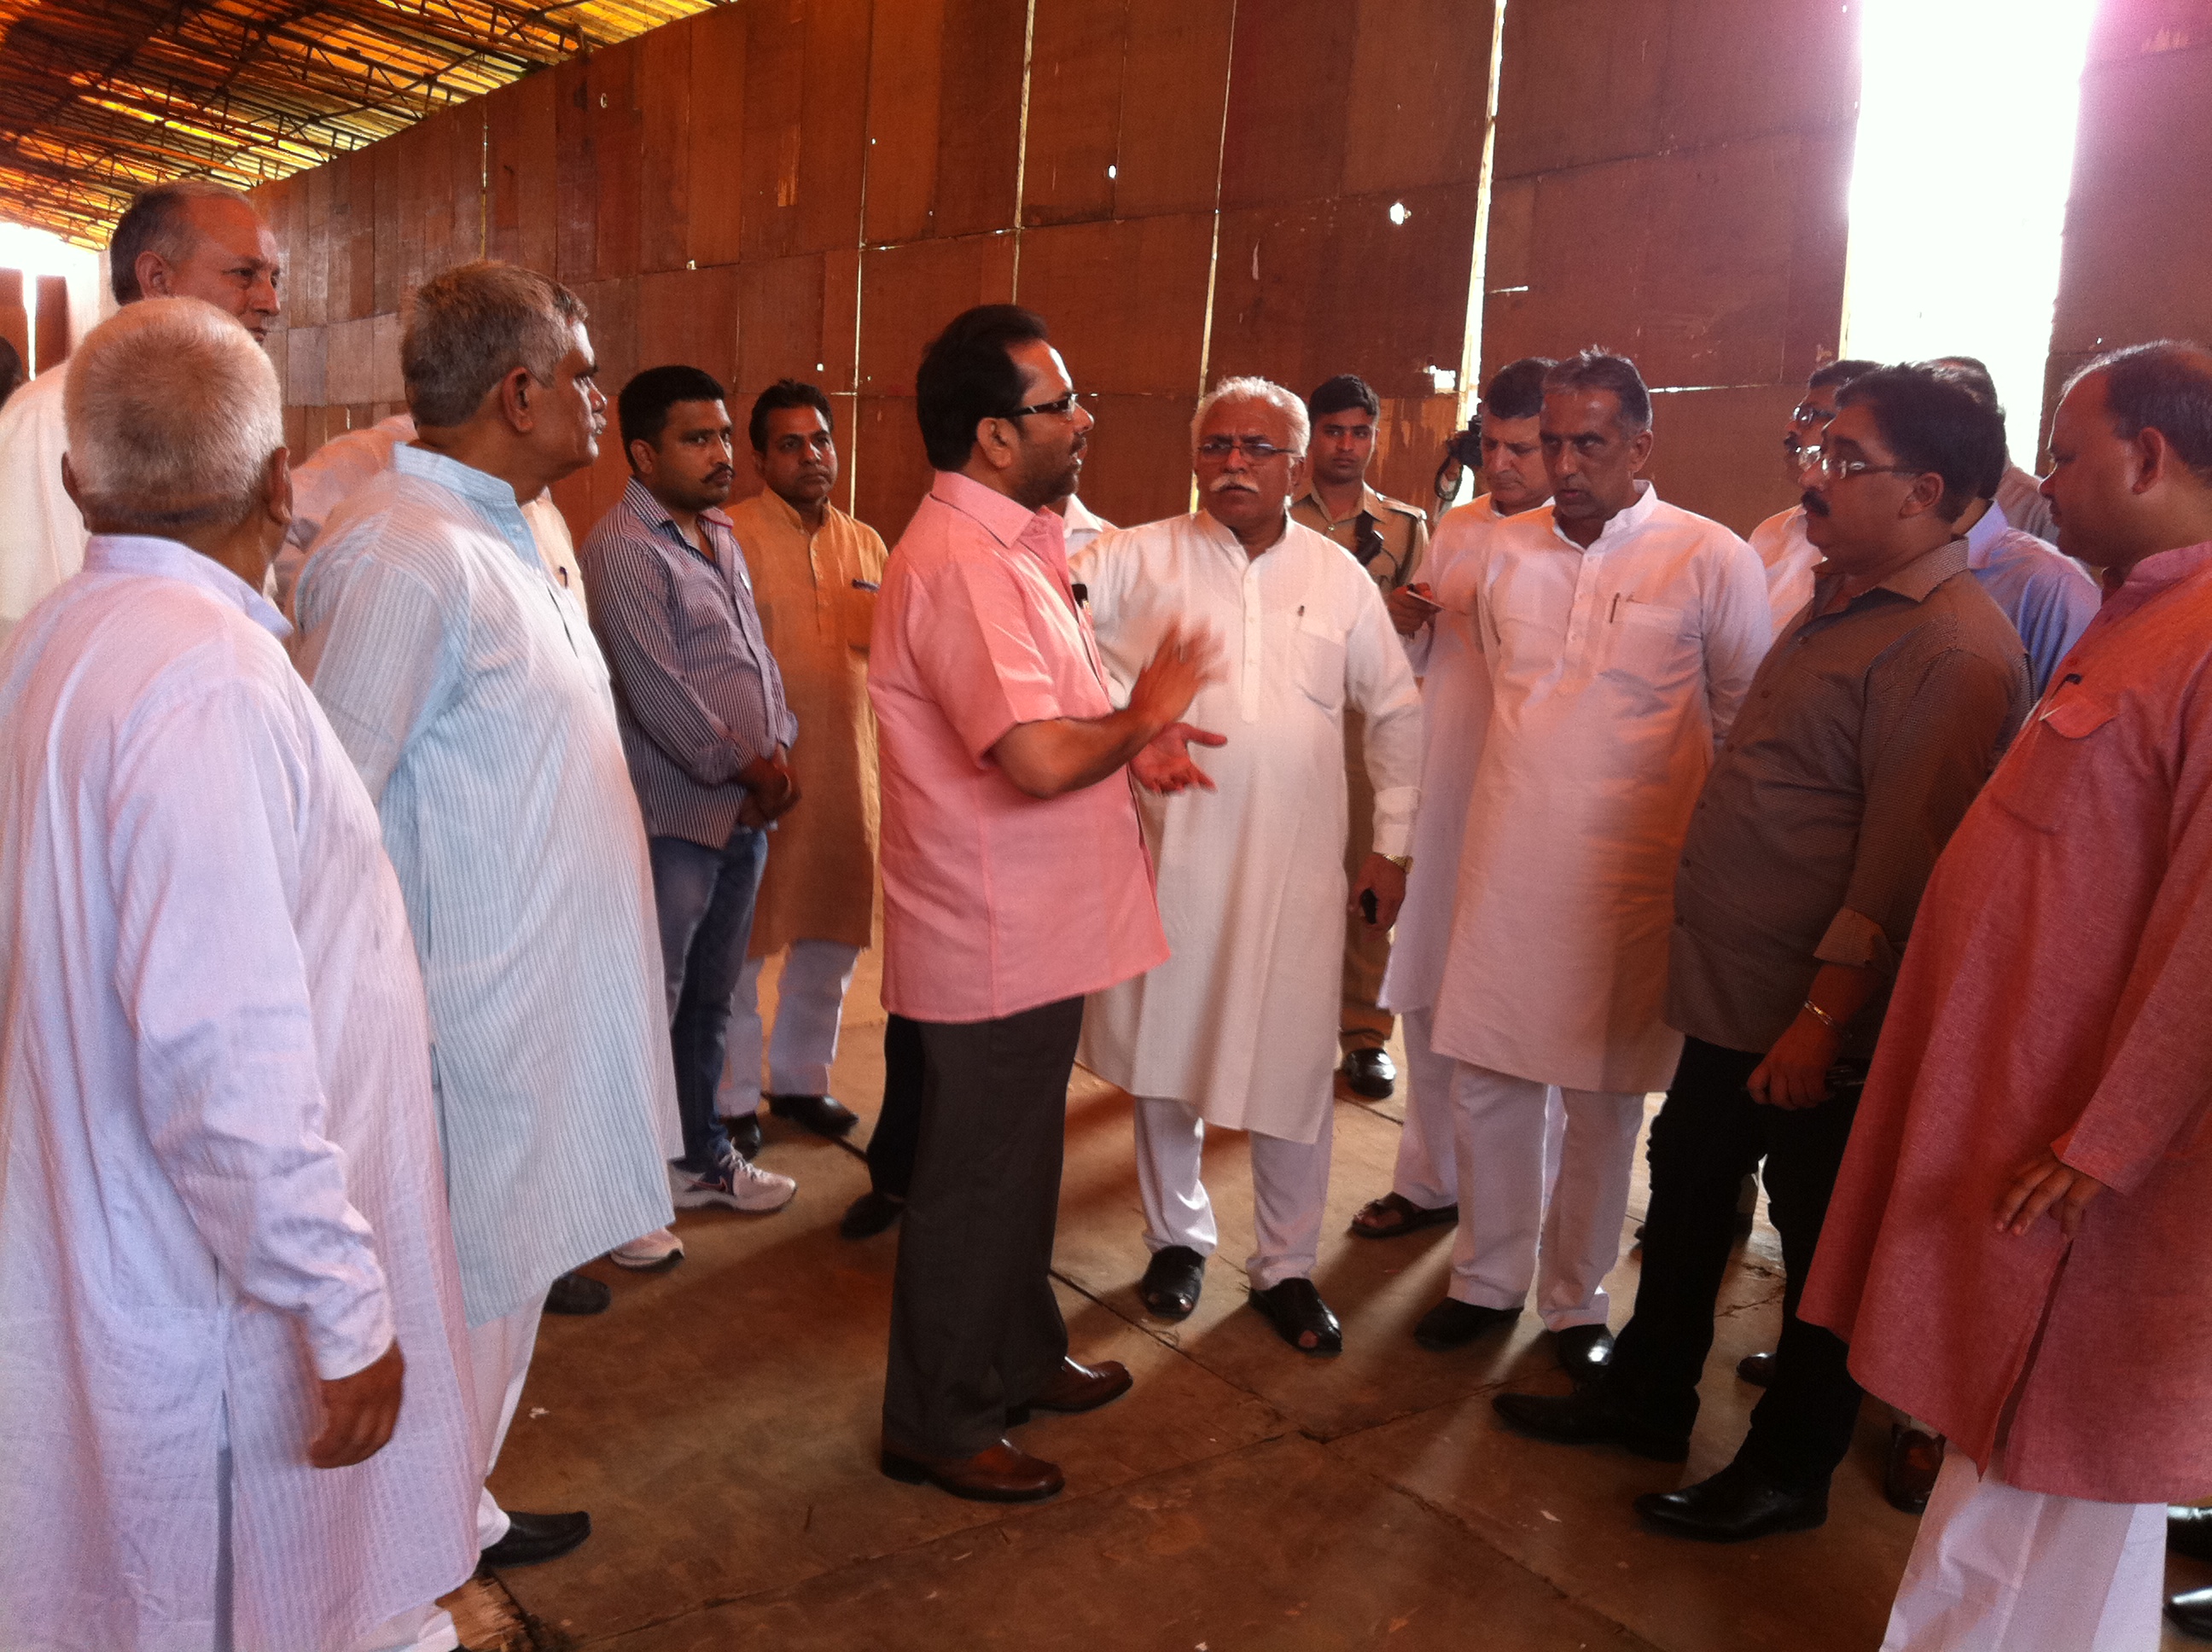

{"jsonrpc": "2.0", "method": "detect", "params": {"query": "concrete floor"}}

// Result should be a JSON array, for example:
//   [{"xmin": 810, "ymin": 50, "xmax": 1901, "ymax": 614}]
[{"xmin": 449, "ymin": 949, "xmax": 2211, "ymax": 1651}]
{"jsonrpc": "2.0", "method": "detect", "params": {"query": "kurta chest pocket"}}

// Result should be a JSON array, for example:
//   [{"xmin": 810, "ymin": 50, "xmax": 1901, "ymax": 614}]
[
  {"xmin": 1984, "ymin": 694, "xmax": 2117, "ymax": 834},
  {"xmin": 1603, "ymin": 600, "xmax": 1688, "ymax": 680}
]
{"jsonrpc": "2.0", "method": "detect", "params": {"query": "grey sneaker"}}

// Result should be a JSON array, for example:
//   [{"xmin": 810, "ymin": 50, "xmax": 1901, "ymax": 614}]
[{"xmin": 671, "ymin": 1151, "xmax": 795, "ymax": 1213}]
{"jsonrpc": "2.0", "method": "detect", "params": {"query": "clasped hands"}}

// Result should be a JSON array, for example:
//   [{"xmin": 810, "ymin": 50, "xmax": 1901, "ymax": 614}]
[{"xmin": 737, "ymin": 745, "xmax": 801, "ymax": 829}]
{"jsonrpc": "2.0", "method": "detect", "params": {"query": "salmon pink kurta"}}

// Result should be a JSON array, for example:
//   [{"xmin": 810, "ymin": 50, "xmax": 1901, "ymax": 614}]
[{"xmin": 1803, "ymin": 541, "xmax": 2212, "ymax": 1504}]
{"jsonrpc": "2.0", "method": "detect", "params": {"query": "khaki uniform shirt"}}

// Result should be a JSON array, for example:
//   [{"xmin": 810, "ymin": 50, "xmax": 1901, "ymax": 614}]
[
  {"xmin": 1291, "ymin": 480, "xmax": 1429, "ymax": 592},
  {"xmin": 727, "ymin": 488, "xmax": 888, "ymax": 956}
]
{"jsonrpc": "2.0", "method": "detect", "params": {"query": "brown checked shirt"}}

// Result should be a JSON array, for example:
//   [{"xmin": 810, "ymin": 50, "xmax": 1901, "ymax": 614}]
[{"xmin": 1666, "ymin": 538, "xmax": 2032, "ymax": 1057}]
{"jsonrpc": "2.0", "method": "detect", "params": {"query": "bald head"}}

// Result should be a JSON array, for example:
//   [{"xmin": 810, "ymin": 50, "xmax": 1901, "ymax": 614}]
[
  {"xmin": 111, "ymin": 181, "xmax": 283, "ymax": 341},
  {"xmin": 2045, "ymin": 340, "xmax": 2212, "ymax": 571}
]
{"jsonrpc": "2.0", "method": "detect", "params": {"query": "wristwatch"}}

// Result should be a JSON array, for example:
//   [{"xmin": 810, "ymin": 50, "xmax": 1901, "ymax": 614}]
[{"xmin": 1383, "ymin": 853, "xmax": 1413, "ymax": 871}]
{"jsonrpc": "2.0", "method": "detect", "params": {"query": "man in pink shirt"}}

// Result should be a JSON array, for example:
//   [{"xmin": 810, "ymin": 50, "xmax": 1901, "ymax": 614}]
[{"xmin": 870, "ymin": 305, "xmax": 1219, "ymax": 1504}]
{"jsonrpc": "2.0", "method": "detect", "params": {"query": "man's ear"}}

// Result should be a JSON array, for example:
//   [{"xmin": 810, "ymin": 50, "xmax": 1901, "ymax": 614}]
[
  {"xmin": 135, "ymin": 250, "xmax": 173, "ymax": 300},
  {"xmin": 61, "ymin": 452, "xmax": 82, "ymax": 509},
  {"xmin": 627, "ymin": 435, "xmax": 658, "ymax": 479},
  {"xmin": 1627, "ymin": 426, "xmax": 1656, "ymax": 473},
  {"xmin": 1901, "ymin": 471, "xmax": 1947, "ymax": 521},
  {"xmin": 1287, "ymin": 451, "xmax": 1310, "ymax": 495},
  {"xmin": 261, "ymin": 447, "xmax": 294, "ymax": 533},
  {"xmin": 496, "ymin": 366, "xmax": 535, "ymax": 434},
  {"xmin": 971, "ymin": 416, "xmax": 1016, "ymax": 475},
  {"xmin": 2133, "ymin": 425, "xmax": 2173, "ymax": 497}
]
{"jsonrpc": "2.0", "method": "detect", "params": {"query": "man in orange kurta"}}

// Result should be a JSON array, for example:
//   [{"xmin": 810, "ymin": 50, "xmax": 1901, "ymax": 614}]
[
  {"xmin": 717, "ymin": 382, "xmax": 888, "ymax": 1143},
  {"xmin": 1802, "ymin": 341, "xmax": 2212, "ymax": 1651}
]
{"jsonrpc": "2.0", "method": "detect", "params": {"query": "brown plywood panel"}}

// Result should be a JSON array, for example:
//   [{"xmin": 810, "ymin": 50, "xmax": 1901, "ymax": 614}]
[
  {"xmin": 1491, "ymin": 0, "xmax": 1666, "ymax": 180},
  {"xmin": 372, "ymin": 312, "xmax": 405, "ymax": 404},
  {"xmin": 798, "ymin": 0, "xmax": 873, "ymax": 254},
  {"xmin": 1656, "ymin": 0, "xmax": 1860, "ymax": 150},
  {"xmin": 556, "ymin": 55, "xmax": 597, "ymax": 282},
  {"xmin": 637, "ymin": 265, "xmax": 740, "ymax": 387},
  {"xmin": 689, "ymin": 6, "xmax": 748, "ymax": 268},
  {"xmin": 576, "ymin": 276, "xmax": 643, "ymax": 410},
  {"xmin": 451, "ymin": 103, "xmax": 486, "ymax": 265},
  {"xmin": 641, "ymin": 23, "xmax": 694, "ymax": 273},
  {"xmin": 822, "ymin": 246, "xmax": 861, "ymax": 393},
  {"xmin": 1211, "ymin": 184, "xmax": 1482, "ymax": 401},
  {"xmin": 739, "ymin": 0, "xmax": 805, "ymax": 262},
  {"xmin": 1342, "ymin": 0, "xmax": 1495, "ymax": 196},
  {"xmin": 393, "ymin": 120, "xmax": 433, "ymax": 306},
  {"xmin": 1644, "ymin": 381, "xmax": 1803, "ymax": 536},
  {"xmin": 849, "ymin": 395, "xmax": 934, "ymax": 543},
  {"xmin": 1371, "ymin": 393, "xmax": 1462, "ymax": 518},
  {"xmin": 856, "ymin": 233, "xmax": 1018, "ymax": 397},
  {"xmin": 296, "ymin": 160, "xmax": 331, "ymax": 329},
  {"xmin": 32, "ymin": 273, "xmax": 67, "ymax": 370},
  {"xmin": 933, "ymin": 0, "xmax": 1027, "ymax": 238},
  {"xmin": 862, "ymin": 0, "xmax": 946, "ymax": 246},
  {"xmin": 736, "ymin": 253, "xmax": 828, "ymax": 393},
  {"xmin": 325, "ymin": 316, "xmax": 375, "ymax": 405},
  {"xmin": 591, "ymin": 43, "xmax": 645, "ymax": 282},
  {"xmin": 1023, "ymin": 0, "xmax": 1129, "ymax": 227},
  {"xmin": 1014, "ymin": 213, "xmax": 1214, "ymax": 397},
  {"xmin": 286, "ymin": 324, "xmax": 327, "ymax": 407},
  {"xmin": 1478, "ymin": 158, "xmax": 1651, "ymax": 386},
  {"xmin": 1635, "ymin": 135, "xmax": 1795, "ymax": 389},
  {"xmin": 1218, "ymin": 0, "xmax": 1353, "ymax": 210},
  {"xmin": 1112, "ymin": 0, "xmax": 1233, "ymax": 218},
  {"xmin": 328, "ymin": 150, "xmax": 370, "ymax": 323},
  {"xmin": 373, "ymin": 134, "xmax": 403, "ymax": 314},
  {"xmin": 1070, "ymin": 393, "xmax": 1199, "ymax": 529},
  {"xmin": 1781, "ymin": 122, "xmax": 1853, "ymax": 384}
]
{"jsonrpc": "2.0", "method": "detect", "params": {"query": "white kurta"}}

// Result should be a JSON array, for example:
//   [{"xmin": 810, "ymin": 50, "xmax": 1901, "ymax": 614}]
[
  {"xmin": 1749, "ymin": 503, "xmax": 1819, "ymax": 637},
  {"xmin": 0, "ymin": 536, "xmax": 477, "ymax": 1652},
  {"xmin": 1076, "ymin": 512, "xmax": 1423, "ymax": 1143},
  {"xmin": 0, "ymin": 363, "xmax": 85, "ymax": 642},
  {"xmin": 1380, "ymin": 493, "xmax": 1503, "ymax": 1015},
  {"xmin": 1432, "ymin": 483, "xmax": 1769, "ymax": 1095},
  {"xmin": 295, "ymin": 445, "xmax": 678, "ymax": 1328}
]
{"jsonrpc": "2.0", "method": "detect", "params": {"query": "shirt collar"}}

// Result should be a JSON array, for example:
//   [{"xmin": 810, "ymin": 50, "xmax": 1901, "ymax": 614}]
[
  {"xmin": 749, "ymin": 485, "xmax": 810, "ymax": 534},
  {"xmin": 621, "ymin": 474, "xmax": 735, "ymax": 543},
  {"xmin": 1297, "ymin": 479, "xmax": 1388, "ymax": 526},
  {"xmin": 1550, "ymin": 478, "xmax": 1656, "ymax": 550},
  {"xmin": 1062, "ymin": 493, "xmax": 1108, "ymax": 537},
  {"xmin": 929, "ymin": 469, "xmax": 1049, "ymax": 550},
  {"xmin": 2117, "ymin": 540, "xmax": 2212, "ymax": 598},
  {"xmin": 84, "ymin": 534, "xmax": 291, "ymax": 640},
  {"xmin": 1963, "ymin": 499, "xmax": 2011, "ymax": 567},
  {"xmin": 1811, "ymin": 538, "xmax": 1970, "ymax": 609},
  {"xmin": 392, "ymin": 442, "xmax": 525, "ymax": 514}
]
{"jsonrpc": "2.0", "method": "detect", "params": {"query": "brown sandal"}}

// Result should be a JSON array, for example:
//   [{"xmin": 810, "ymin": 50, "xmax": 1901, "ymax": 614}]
[{"xmin": 1349, "ymin": 1191, "xmax": 1458, "ymax": 1239}]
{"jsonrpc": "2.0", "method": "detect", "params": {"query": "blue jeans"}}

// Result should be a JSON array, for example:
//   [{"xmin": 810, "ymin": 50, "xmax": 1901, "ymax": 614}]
[{"xmin": 649, "ymin": 825, "xmax": 768, "ymax": 1174}]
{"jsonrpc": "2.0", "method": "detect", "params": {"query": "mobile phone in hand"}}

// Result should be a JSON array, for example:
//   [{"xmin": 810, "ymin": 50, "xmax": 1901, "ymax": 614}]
[{"xmin": 1359, "ymin": 889, "xmax": 1379, "ymax": 924}]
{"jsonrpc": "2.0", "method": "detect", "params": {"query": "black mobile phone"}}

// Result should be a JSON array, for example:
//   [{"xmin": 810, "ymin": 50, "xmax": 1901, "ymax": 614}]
[{"xmin": 1359, "ymin": 889, "xmax": 1379, "ymax": 924}]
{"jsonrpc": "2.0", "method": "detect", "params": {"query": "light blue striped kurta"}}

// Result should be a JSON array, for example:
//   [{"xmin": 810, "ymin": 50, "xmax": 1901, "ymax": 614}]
[{"xmin": 295, "ymin": 445, "xmax": 679, "ymax": 1326}]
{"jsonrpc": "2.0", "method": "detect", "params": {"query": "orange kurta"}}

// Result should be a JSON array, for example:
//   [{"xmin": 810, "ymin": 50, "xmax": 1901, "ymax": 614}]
[{"xmin": 727, "ymin": 488, "xmax": 886, "ymax": 957}]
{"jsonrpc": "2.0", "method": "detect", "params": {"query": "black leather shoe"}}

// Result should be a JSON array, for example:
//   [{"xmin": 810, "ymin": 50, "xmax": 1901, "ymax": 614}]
[
  {"xmin": 2167, "ymin": 1587, "xmax": 2212, "ymax": 1640},
  {"xmin": 839, "ymin": 1188, "xmax": 905, "ymax": 1239},
  {"xmin": 2171, "ymin": 1506, "xmax": 2212, "ymax": 1563},
  {"xmin": 767, "ymin": 1092, "xmax": 860, "ymax": 1137},
  {"xmin": 1555, "ymin": 1323, "xmax": 1614, "ymax": 1377},
  {"xmin": 480, "ymin": 1509, "xmax": 591, "ymax": 1568},
  {"xmin": 1138, "ymin": 1244, "xmax": 1208, "ymax": 1320},
  {"xmin": 1634, "ymin": 1460, "xmax": 1826, "ymax": 1542},
  {"xmin": 1249, "ymin": 1277, "xmax": 1342, "ymax": 1355},
  {"xmin": 723, "ymin": 1112, "xmax": 764, "ymax": 1160},
  {"xmin": 1738, "ymin": 1351, "xmax": 1776, "ymax": 1387},
  {"xmin": 1491, "ymin": 1387, "xmax": 1689, "ymax": 1462},
  {"xmin": 1342, "ymin": 1047, "xmax": 1396, "ymax": 1100},
  {"xmin": 1414, "ymin": 1297, "xmax": 1520, "ymax": 1351},
  {"xmin": 1884, "ymin": 1424, "xmax": 1945, "ymax": 1515},
  {"xmin": 544, "ymin": 1271, "xmax": 610, "ymax": 1315}
]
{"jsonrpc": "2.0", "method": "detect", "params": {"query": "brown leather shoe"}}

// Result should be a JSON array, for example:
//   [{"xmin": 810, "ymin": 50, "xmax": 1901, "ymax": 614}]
[
  {"xmin": 1008, "ymin": 1358, "xmax": 1132, "ymax": 1423},
  {"xmin": 1884, "ymin": 1424, "xmax": 1945, "ymax": 1515},
  {"xmin": 879, "ymin": 1438, "xmax": 1064, "ymax": 1503}
]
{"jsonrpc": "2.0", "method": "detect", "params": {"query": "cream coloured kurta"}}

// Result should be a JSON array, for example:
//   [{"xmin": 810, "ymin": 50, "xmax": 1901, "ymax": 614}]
[
  {"xmin": 0, "ymin": 536, "xmax": 477, "ymax": 1652},
  {"xmin": 1432, "ymin": 483, "xmax": 1769, "ymax": 1094},
  {"xmin": 1380, "ymin": 493, "xmax": 1503, "ymax": 1015},
  {"xmin": 726, "ymin": 486, "xmax": 887, "ymax": 957},
  {"xmin": 1076, "ymin": 512, "xmax": 1423, "ymax": 1143},
  {"xmin": 1749, "ymin": 503, "xmax": 1819, "ymax": 637},
  {"xmin": 0, "ymin": 363, "xmax": 84, "ymax": 642}
]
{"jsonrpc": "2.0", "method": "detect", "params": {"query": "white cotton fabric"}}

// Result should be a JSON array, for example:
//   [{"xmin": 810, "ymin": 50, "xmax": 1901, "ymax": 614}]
[
  {"xmin": 1133, "ymin": 1094, "xmax": 1336, "ymax": 1290},
  {"xmin": 0, "ymin": 364, "xmax": 85, "ymax": 642},
  {"xmin": 1749, "ymin": 503, "xmax": 1820, "ymax": 640},
  {"xmin": 295, "ymin": 445, "xmax": 679, "ymax": 1327},
  {"xmin": 0, "ymin": 535, "xmax": 477, "ymax": 1652},
  {"xmin": 1431, "ymin": 482, "xmax": 1769, "ymax": 1095},
  {"xmin": 1075, "ymin": 512, "xmax": 1423, "ymax": 1144},
  {"xmin": 722, "ymin": 939, "xmax": 863, "ymax": 1113}
]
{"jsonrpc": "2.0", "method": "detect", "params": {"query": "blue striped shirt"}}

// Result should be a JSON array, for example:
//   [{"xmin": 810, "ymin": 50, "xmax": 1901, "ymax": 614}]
[{"xmin": 579, "ymin": 478, "xmax": 797, "ymax": 849}]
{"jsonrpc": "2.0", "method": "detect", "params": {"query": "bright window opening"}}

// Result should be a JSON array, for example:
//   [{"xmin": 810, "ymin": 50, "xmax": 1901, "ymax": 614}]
[
  {"xmin": 1839, "ymin": 0, "xmax": 2098, "ymax": 463},
  {"xmin": 0, "ymin": 221, "xmax": 103, "ymax": 376}
]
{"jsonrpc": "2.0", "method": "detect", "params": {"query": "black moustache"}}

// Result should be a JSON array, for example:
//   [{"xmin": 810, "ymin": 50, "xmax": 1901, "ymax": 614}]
[{"xmin": 1801, "ymin": 490, "xmax": 1830, "ymax": 517}]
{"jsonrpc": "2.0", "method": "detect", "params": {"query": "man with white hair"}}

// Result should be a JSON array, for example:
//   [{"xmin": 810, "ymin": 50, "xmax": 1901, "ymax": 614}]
[
  {"xmin": 0, "ymin": 178, "xmax": 283, "ymax": 639},
  {"xmin": 1078, "ymin": 376, "xmax": 1423, "ymax": 1356},
  {"xmin": 0, "ymin": 298, "xmax": 477, "ymax": 1651},
  {"xmin": 295, "ymin": 261, "xmax": 679, "ymax": 1572}
]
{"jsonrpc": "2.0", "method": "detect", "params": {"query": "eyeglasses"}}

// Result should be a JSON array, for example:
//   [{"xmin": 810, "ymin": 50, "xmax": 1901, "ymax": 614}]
[
  {"xmin": 1196, "ymin": 436, "xmax": 1295, "ymax": 461},
  {"xmin": 1790, "ymin": 401, "xmax": 1838, "ymax": 425},
  {"xmin": 1798, "ymin": 447, "xmax": 1923, "ymax": 482},
  {"xmin": 1003, "ymin": 393, "xmax": 1080, "ymax": 419}
]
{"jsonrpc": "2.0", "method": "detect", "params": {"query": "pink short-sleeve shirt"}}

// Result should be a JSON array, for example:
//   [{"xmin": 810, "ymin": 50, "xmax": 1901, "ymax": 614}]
[{"xmin": 868, "ymin": 472, "xmax": 1167, "ymax": 1023}]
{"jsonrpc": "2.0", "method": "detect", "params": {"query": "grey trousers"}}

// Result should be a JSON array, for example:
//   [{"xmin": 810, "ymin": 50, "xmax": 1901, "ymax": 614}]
[{"xmin": 882, "ymin": 996, "xmax": 1083, "ymax": 1457}]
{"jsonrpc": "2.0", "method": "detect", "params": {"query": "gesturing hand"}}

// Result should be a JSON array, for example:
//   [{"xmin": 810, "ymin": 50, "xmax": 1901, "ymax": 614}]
[
  {"xmin": 1128, "ymin": 622, "xmax": 1225, "ymax": 733},
  {"xmin": 1131, "ymin": 722, "xmax": 1227, "ymax": 794},
  {"xmin": 309, "ymin": 1340, "xmax": 405, "ymax": 1469},
  {"xmin": 1994, "ymin": 1150, "xmax": 2108, "ymax": 1238}
]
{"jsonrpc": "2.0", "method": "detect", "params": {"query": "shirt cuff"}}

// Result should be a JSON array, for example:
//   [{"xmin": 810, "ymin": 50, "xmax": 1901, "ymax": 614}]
[
  {"xmin": 1370, "ymin": 784, "xmax": 1419, "ymax": 859},
  {"xmin": 1813, "ymin": 906, "xmax": 1899, "ymax": 978},
  {"xmin": 306, "ymin": 1283, "xmax": 397, "ymax": 1382}
]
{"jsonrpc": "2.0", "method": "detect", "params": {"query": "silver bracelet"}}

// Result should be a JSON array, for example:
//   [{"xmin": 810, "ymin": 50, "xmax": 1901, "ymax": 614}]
[{"xmin": 1802, "ymin": 998, "xmax": 1840, "ymax": 1030}]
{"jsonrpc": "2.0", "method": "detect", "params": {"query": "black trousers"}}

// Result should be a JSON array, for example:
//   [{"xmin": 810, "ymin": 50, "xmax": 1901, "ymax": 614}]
[
  {"xmin": 866, "ymin": 1013, "xmax": 925, "ymax": 1200},
  {"xmin": 881, "ymin": 996, "xmax": 1082, "ymax": 1457},
  {"xmin": 1607, "ymin": 1035, "xmax": 1866, "ymax": 1490}
]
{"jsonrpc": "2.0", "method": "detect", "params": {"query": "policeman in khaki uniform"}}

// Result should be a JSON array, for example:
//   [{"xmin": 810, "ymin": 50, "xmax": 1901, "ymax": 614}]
[{"xmin": 1289, "ymin": 374, "xmax": 1429, "ymax": 1102}]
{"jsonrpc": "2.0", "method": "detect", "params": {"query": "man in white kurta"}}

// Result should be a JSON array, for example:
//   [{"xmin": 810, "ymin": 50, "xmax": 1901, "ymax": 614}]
[
  {"xmin": 1423, "ymin": 352, "xmax": 1769, "ymax": 1369},
  {"xmin": 0, "ymin": 299, "xmax": 477, "ymax": 1652},
  {"xmin": 1079, "ymin": 379, "xmax": 1422, "ymax": 1352},
  {"xmin": 295, "ymin": 262, "xmax": 678, "ymax": 1571},
  {"xmin": 0, "ymin": 180, "xmax": 283, "ymax": 641}
]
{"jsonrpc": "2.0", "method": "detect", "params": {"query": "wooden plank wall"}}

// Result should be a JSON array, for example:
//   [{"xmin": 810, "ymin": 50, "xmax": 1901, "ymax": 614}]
[
  {"xmin": 254, "ymin": 0, "xmax": 1497, "ymax": 544},
  {"xmin": 1478, "ymin": 0, "xmax": 1860, "ymax": 534},
  {"xmin": 2044, "ymin": 0, "xmax": 2212, "ymax": 441}
]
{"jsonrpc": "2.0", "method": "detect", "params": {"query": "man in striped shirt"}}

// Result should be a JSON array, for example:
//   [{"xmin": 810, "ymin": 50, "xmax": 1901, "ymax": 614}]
[{"xmin": 581, "ymin": 365, "xmax": 801, "ymax": 1223}]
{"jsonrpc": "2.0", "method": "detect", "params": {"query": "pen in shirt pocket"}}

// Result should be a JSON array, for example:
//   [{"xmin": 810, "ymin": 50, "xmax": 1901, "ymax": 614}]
[{"xmin": 850, "ymin": 579, "xmax": 880, "ymax": 592}]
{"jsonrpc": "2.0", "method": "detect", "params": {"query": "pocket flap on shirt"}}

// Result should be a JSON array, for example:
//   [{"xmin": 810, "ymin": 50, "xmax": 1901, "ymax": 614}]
[{"xmin": 2041, "ymin": 695, "xmax": 2116, "ymax": 740}]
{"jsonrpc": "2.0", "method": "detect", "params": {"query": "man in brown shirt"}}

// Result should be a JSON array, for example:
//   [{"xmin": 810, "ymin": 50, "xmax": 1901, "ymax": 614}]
[
  {"xmin": 1289, "ymin": 373, "xmax": 1429, "ymax": 1100},
  {"xmin": 1493, "ymin": 365, "xmax": 2031, "ymax": 1542}
]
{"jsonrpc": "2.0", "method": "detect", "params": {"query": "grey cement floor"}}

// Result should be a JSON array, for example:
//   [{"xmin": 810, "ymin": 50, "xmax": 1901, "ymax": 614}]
[{"xmin": 443, "ymin": 950, "xmax": 2209, "ymax": 1651}]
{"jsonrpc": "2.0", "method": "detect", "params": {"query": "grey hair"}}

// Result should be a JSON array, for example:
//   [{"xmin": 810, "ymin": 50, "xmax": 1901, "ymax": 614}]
[
  {"xmin": 110, "ymin": 179, "xmax": 259, "ymax": 305},
  {"xmin": 64, "ymin": 298, "xmax": 282, "ymax": 536},
  {"xmin": 1192, "ymin": 375, "xmax": 1310, "ymax": 456},
  {"xmin": 1544, "ymin": 348, "xmax": 1653, "ymax": 433},
  {"xmin": 403, "ymin": 260, "xmax": 589, "ymax": 429}
]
